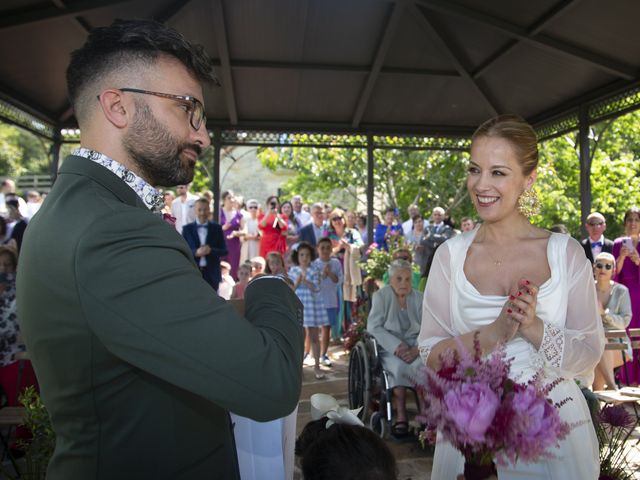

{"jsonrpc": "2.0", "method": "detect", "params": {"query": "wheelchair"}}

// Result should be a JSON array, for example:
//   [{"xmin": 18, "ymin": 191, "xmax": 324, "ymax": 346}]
[
  {"xmin": 347, "ymin": 332, "xmax": 392, "ymax": 438},
  {"xmin": 348, "ymin": 332, "xmax": 421, "ymax": 439}
]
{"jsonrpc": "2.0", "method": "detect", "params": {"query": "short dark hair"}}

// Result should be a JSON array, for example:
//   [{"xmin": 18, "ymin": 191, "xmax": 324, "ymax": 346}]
[
  {"xmin": 291, "ymin": 242, "xmax": 317, "ymax": 265},
  {"xmin": 624, "ymin": 206, "xmax": 640, "ymax": 224},
  {"xmin": 317, "ymin": 237, "xmax": 332, "ymax": 248},
  {"xmin": 67, "ymin": 19, "xmax": 217, "ymax": 121},
  {"xmin": 295, "ymin": 418, "xmax": 397, "ymax": 480}
]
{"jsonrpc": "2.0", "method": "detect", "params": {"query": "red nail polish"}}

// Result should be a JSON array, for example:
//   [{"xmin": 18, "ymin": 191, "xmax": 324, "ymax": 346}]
[
  {"xmin": 507, "ymin": 308, "xmax": 512, "ymax": 313},
  {"xmin": 509, "ymin": 295, "xmax": 515, "ymax": 300},
  {"xmin": 525, "ymin": 280, "xmax": 530, "ymax": 285},
  {"xmin": 517, "ymin": 292, "xmax": 522, "ymax": 296}
]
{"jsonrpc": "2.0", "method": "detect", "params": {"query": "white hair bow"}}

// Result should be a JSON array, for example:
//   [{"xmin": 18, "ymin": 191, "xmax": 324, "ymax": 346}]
[{"xmin": 309, "ymin": 393, "xmax": 364, "ymax": 428}]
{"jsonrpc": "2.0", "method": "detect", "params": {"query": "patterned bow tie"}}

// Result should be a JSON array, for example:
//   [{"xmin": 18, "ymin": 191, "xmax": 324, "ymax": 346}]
[{"xmin": 591, "ymin": 241, "xmax": 602, "ymax": 248}]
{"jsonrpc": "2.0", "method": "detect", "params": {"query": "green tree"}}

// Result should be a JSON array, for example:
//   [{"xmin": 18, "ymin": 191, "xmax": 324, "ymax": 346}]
[{"xmin": 0, "ymin": 123, "xmax": 51, "ymax": 178}]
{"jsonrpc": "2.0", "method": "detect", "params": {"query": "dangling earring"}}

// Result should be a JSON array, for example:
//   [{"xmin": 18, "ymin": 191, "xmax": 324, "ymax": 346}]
[{"xmin": 517, "ymin": 189, "xmax": 540, "ymax": 218}]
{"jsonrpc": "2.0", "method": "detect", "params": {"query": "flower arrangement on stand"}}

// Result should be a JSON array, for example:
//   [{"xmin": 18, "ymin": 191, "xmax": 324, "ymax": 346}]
[
  {"xmin": 416, "ymin": 334, "xmax": 572, "ymax": 479},
  {"xmin": 595, "ymin": 404, "xmax": 635, "ymax": 480}
]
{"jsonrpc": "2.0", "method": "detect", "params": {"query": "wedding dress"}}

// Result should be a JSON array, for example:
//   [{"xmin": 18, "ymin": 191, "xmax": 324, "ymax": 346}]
[{"xmin": 419, "ymin": 230, "xmax": 603, "ymax": 479}]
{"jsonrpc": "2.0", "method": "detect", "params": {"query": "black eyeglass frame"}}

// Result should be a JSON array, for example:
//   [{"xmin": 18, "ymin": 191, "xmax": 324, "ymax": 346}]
[
  {"xmin": 595, "ymin": 262, "xmax": 613, "ymax": 270},
  {"xmin": 117, "ymin": 87, "xmax": 207, "ymax": 131},
  {"xmin": 587, "ymin": 221, "xmax": 605, "ymax": 226}
]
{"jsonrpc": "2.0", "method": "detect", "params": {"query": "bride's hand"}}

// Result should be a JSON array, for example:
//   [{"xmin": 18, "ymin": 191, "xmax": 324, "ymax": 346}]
[
  {"xmin": 508, "ymin": 279, "xmax": 539, "ymax": 334},
  {"xmin": 490, "ymin": 301, "xmax": 520, "ymax": 344}
]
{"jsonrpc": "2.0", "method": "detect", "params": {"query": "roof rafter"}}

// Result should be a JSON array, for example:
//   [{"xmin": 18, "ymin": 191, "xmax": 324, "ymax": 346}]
[
  {"xmin": 351, "ymin": 0, "xmax": 406, "ymax": 128},
  {"xmin": 410, "ymin": 3, "xmax": 499, "ymax": 117},
  {"xmin": 211, "ymin": 0, "xmax": 238, "ymax": 125},
  {"xmin": 472, "ymin": 0, "xmax": 582, "ymax": 79},
  {"xmin": 0, "ymin": 0, "xmax": 132, "ymax": 30},
  {"xmin": 414, "ymin": 0, "xmax": 636, "ymax": 80},
  {"xmin": 50, "ymin": 0, "xmax": 93, "ymax": 34},
  {"xmin": 154, "ymin": 0, "xmax": 193, "ymax": 24}
]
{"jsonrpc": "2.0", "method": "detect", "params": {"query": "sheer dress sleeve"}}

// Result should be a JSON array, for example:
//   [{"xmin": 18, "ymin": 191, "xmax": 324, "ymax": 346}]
[
  {"xmin": 537, "ymin": 239, "xmax": 605, "ymax": 375},
  {"xmin": 418, "ymin": 244, "xmax": 456, "ymax": 363}
]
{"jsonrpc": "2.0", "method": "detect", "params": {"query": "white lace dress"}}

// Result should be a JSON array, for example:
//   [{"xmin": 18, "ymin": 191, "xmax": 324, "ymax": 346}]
[{"xmin": 418, "ymin": 230, "xmax": 604, "ymax": 479}]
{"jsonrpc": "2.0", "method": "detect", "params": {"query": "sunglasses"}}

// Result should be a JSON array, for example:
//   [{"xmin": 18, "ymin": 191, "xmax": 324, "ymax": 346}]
[
  {"xmin": 595, "ymin": 262, "xmax": 613, "ymax": 270},
  {"xmin": 588, "ymin": 222, "xmax": 604, "ymax": 226},
  {"xmin": 331, "ymin": 217, "xmax": 344, "ymax": 221},
  {"xmin": 248, "ymin": 206, "xmax": 258, "ymax": 209}
]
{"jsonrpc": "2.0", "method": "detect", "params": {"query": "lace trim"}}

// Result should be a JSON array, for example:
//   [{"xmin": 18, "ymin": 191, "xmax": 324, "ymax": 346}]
[
  {"xmin": 419, "ymin": 345, "xmax": 432, "ymax": 364},
  {"xmin": 540, "ymin": 322, "xmax": 564, "ymax": 368}
]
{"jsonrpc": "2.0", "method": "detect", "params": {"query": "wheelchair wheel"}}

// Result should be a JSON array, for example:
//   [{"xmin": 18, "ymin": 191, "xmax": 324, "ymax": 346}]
[
  {"xmin": 369, "ymin": 411, "xmax": 389, "ymax": 439},
  {"xmin": 348, "ymin": 341, "xmax": 371, "ymax": 422}
]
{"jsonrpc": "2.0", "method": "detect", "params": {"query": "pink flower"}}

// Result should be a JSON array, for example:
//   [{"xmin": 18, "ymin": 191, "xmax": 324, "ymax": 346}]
[
  {"xmin": 162, "ymin": 213, "xmax": 177, "ymax": 226},
  {"xmin": 444, "ymin": 382, "xmax": 500, "ymax": 443}
]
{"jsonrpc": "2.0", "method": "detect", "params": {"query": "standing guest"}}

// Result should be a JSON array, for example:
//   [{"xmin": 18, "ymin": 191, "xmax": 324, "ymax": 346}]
[
  {"xmin": 314, "ymin": 238, "xmax": 343, "ymax": 364},
  {"xmin": 613, "ymin": 207, "xmax": 640, "ymax": 385},
  {"xmin": 24, "ymin": 191, "xmax": 43, "ymax": 219},
  {"xmin": 280, "ymin": 201, "xmax": 300, "ymax": 248},
  {"xmin": 420, "ymin": 206, "xmax": 454, "ymax": 278},
  {"xmin": 217, "ymin": 261, "xmax": 235, "ymax": 300},
  {"xmin": 299, "ymin": 203, "xmax": 325, "ymax": 247},
  {"xmin": 405, "ymin": 215, "xmax": 425, "ymax": 248},
  {"xmin": 5, "ymin": 199, "xmax": 27, "ymax": 253},
  {"xmin": 250, "ymin": 255, "xmax": 266, "ymax": 277},
  {"xmin": 419, "ymin": 114, "xmax": 602, "ymax": 478},
  {"xmin": 345, "ymin": 209, "xmax": 358, "ymax": 230},
  {"xmin": 401, "ymin": 204, "xmax": 421, "ymax": 237},
  {"xmin": 291, "ymin": 194, "xmax": 311, "ymax": 229},
  {"xmin": 592, "ymin": 252, "xmax": 632, "ymax": 390},
  {"xmin": 220, "ymin": 190, "xmax": 243, "ymax": 279},
  {"xmin": 374, "ymin": 207, "xmax": 403, "ymax": 251},
  {"xmin": 239, "ymin": 199, "xmax": 261, "ymax": 265},
  {"xmin": 460, "ymin": 216, "xmax": 475, "ymax": 232},
  {"xmin": 17, "ymin": 19, "xmax": 304, "ymax": 480},
  {"xmin": 325, "ymin": 209, "xmax": 363, "ymax": 334},
  {"xmin": 0, "ymin": 180, "xmax": 26, "ymax": 216},
  {"xmin": 258, "ymin": 195, "xmax": 288, "ymax": 258},
  {"xmin": 171, "ymin": 183, "xmax": 198, "ymax": 234},
  {"xmin": 581, "ymin": 212, "xmax": 613, "ymax": 264},
  {"xmin": 231, "ymin": 263, "xmax": 252, "ymax": 300},
  {"xmin": 289, "ymin": 242, "xmax": 329, "ymax": 380},
  {"xmin": 182, "ymin": 198, "xmax": 228, "ymax": 291},
  {"xmin": 356, "ymin": 213, "xmax": 368, "ymax": 244},
  {"xmin": 161, "ymin": 190, "xmax": 175, "ymax": 215}
]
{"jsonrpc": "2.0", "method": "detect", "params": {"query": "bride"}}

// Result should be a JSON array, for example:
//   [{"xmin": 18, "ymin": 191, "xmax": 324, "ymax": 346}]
[{"xmin": 418, "ymin": 114, "xmax": 604, "ymax": 479}]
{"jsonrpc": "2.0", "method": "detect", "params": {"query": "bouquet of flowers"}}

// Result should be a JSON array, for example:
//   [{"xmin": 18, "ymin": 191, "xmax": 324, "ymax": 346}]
[
  {"xmin": 416, "ymin": 334, "xmax": 572, "ymax": 479},
  {"xmin": 595, "ymin": 404, "xmax": 635, "ymax": 480}
]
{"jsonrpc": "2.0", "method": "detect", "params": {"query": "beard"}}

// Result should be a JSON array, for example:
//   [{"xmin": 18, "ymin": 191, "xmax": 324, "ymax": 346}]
[{"xmin": 123, "ymin": 101, "xmax": 202, "ymax": 187}]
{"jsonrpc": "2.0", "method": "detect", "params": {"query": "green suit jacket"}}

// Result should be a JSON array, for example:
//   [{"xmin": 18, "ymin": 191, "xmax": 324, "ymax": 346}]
[{"xmin": 17, "ymin": 155, "xmax": 304, "ymax": 480}]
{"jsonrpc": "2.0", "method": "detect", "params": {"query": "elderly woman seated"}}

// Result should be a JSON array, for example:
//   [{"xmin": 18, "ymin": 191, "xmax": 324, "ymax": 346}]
[
  {"xmin": 366, "ymin": 259, "xmax": 423, "ymax": 437},
  {"xmin": 592, "ymin": 252, "xmax": 633, "ymax": 390}
]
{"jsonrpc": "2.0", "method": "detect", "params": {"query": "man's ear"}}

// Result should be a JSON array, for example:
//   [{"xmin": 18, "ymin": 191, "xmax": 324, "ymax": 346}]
[{"xmin": 97, "ymin": 89, "xmax": 131, "ymax": 129}]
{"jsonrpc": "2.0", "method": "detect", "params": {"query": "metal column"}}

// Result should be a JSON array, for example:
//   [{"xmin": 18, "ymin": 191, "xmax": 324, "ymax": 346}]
[
  {"xmin": 366, "ymin": 134, "xmax": 374, "ymax": 246},
  {"xmin": 578, "ymin": 105, "xmax": 592, "ymax": 237},
  {"xmin": 212, "ymin": 129, "xmax": 221, "ymax": 222},
  {"xmin": 50, "ymin": 129, "xmax": 62, "ymax": 185}
]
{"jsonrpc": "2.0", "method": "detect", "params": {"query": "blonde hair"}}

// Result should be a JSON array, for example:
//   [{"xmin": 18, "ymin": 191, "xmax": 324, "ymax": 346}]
[{"xmin": 472, "ymin": 114, "xmax": 538, "ymax": 176}]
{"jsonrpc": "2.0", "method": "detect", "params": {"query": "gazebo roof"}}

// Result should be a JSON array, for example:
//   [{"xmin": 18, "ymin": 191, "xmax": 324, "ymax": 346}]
[{"xmin": 1, "ymin": 0, "xmax": 639, "ymax": 140}]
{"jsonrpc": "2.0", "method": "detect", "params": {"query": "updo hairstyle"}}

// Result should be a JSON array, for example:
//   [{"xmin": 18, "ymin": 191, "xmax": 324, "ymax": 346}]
[{"xmin": 471, "ymin": 114, "xmax": 539, "ymax": 176}]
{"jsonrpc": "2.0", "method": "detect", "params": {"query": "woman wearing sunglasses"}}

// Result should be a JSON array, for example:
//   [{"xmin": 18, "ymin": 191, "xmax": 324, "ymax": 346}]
[{"xmin": 592, "ymin": 252, "xmax": 632, "ymax": 390}]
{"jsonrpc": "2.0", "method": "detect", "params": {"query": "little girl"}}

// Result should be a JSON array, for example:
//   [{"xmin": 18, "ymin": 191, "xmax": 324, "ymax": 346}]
[
  {"xmin": 231, "ymin": 263, "xmax": 252, "ymax": 299},
  {"xmin": 265, "ymin": 251, "xmax": 287, "ymax": 276},
  {"xmin": 288, "ymin": 242, "xmax": 329, "ymax": 380}
]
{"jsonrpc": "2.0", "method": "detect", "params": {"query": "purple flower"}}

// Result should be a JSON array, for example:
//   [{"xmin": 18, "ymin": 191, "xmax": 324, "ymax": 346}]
[
  {"xmin": 444, "ymin": 382, "xmax": 500, "ymax": 443},
  {"xmin": 598, "ymin": 405, "xmax": 635, "ymax": 429}
]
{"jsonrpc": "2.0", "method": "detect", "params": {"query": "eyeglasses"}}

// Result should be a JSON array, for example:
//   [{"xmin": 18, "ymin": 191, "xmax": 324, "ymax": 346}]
[
  {"xmin": 595, "ymin": 262, "xmax": 613, "ymax": 270},
  {"xmin": 248, "ymin": 206, "xmax": 258, "ymax": 210},
  {"xmin": 119, "ymin": 88, "xmax": 207, "ymax": 131},
  {"xmin": 588, "ymin": 222, "xmax": 604, "ymax": 226},
  {"xmin": 395, "ymin": 256, "xmax": 410, "ymax": 261},
  {"xmin": 331, "ymin": 217, "xmax": 344, "ymax": 222}
]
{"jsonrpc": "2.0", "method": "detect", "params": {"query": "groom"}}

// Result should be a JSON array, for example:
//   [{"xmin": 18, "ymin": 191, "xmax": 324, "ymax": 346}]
[{"xmin": 17, "ymin": 19, "xmax": 303, "ymax": 480}]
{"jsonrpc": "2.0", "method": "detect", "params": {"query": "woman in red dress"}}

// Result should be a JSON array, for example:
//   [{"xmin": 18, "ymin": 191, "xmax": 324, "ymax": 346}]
[{"xmin": 258, "ymin": 195, "xmax": 288, "ymax": 258}]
